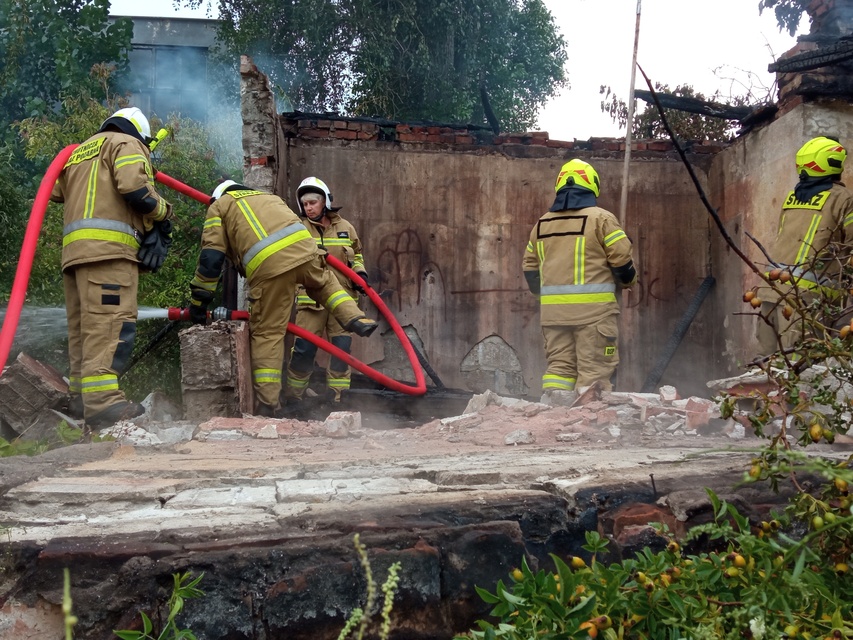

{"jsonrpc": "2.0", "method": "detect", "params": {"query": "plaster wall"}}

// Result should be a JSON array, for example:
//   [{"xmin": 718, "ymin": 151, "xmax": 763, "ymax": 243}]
[
  {"xmin": 708, "ymin": 100, "xmax": 853, "ymax": 373},
  {"xmin": 278, "ymin": 139, "xmax": 714, "ymax": 396}
]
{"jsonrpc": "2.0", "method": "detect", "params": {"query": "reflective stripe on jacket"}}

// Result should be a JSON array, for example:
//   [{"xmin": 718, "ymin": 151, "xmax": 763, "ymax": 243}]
[
  {"xmin": 767, "ymin": 182, "xmax": 853, "ymax": 294},
  {"xmin": 191, "ymin": 190, "xmax": 317, "ymax": 292},
  {"xmin": 522, "ymin": 205, "xmax": 634, "ymax": 326},
  {"xmin": 295, "ymin": 211, "xmax": 364, "ymax": 309},
  {"xmin": 50, "ymin": 131, "xmax": 171, "ymax": 270}
]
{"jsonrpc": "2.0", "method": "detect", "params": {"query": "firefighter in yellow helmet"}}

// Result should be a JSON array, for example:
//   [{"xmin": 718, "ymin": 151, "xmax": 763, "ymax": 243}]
[
  {"xmin": 50, "ymin": 107, "xmax": 173, "ymax": 430},
  {"xmin": 522, "ymin": 159, "xmax": 636, "ymax": 397},
  {"xmin": 284, "ymin": 177, "xmax": 370, "ymax": 403},
  {"xmin": 189, "ymin": 180, "xmax": 378, "ymax": 417},
  {"xmin": 757, "ymin": 136, "xmax": 853, "ymax": 354}
]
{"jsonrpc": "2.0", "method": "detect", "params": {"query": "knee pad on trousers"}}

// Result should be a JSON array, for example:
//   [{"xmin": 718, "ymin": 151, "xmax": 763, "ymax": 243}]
[
  {"xmin": 329, "ymin": 335, "xmax": 352, "ymax": 372},
  {"xmin": 290, "ymin": 337, "xmax": 318, "ymax": 373},
  {"xmin": 111, "ymin": 321, "xmax": 136, "ymax": 374}
]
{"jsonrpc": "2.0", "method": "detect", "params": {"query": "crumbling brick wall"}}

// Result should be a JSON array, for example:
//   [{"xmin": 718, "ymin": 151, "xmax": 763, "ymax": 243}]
[{"xmin": 236, "ymin": 57, "xmax": 850, "ymax": 398}]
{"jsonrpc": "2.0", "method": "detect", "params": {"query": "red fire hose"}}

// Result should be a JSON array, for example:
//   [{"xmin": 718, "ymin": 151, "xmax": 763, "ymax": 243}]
[
  {"xmin": 0, "ymin": 144, "xmax": 76, "ymax": 373},
  {"xmin": 154, "ymin": 171, "xmax": 211, "ymax": 205},
  {"xmin": 1, "ymin": 147, "xmax": 427, "ymax": 396},
  {"xmin": 155, "ymin": 172, "xmax": 427, "ymax": 396}
]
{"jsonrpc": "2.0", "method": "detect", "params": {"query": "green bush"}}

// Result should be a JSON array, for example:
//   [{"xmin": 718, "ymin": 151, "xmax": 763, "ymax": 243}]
[{"xmin": 458, "ymin": 470, "xmax": 851, "ymax": 639}]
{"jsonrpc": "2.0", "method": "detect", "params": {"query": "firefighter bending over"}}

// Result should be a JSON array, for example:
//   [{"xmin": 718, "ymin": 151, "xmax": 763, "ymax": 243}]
[
  {"xmin": 189, "ymin": 180, "xmax": 378, "ymax": 417},
  {"xmin": 284, "ymin": 177, "xmax": 370, "ymax": 404},
  {"xmin": 523, "ymin": 159, "xmax": 636, "ymax": 398},
  {"xmin": 51, "ymin": 107, "xmax": 173, "ymax": 429}
]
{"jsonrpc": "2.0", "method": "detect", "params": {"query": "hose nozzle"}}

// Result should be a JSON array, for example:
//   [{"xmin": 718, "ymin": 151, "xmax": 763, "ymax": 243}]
[{"xmin": 166, "ymin": 307, "xmax": 250, "ymax": 322}]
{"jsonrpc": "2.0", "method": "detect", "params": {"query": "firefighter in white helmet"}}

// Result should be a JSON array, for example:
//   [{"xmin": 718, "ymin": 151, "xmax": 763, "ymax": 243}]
[
  {"xmin": 757, "ymin": 136, "xmax": 853, "ymax": 354},
  {"xmin": 189, "ymin": 179, "xmax": 377, "ymax": 417},
  {"xmin": 284, "ymin": 177, "xmax": 370, "ymax": 403},
  {"xmin": 523, "ymin": 159, "xmax": 636, "ymax": 398},
  {"xmin": 50, "ymin": 107, "xmax": 173, "ymax": 429}
]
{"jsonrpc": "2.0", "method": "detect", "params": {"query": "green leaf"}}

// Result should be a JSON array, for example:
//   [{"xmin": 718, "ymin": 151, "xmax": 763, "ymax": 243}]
[
  {"xmin": 792, "ymin": 548, "xmax": 806, "ymax": 580},
  {"xmin": 141, "ymin": 611, "xmax": 153, "ymax": 635},
  {"xmin": 666, "ymin": 591, "xmax": 686, "ymax": 618},
  {"xmin": 499, "ymin": 588, "xmax": 526, "ymax": 606},
  {"xmin": 475, "ymin": 585, "xmax": 501, "ymax": 604},
  {"xmin": 566, "ymin": 595, "xmax": 596, "ymax": 619}
]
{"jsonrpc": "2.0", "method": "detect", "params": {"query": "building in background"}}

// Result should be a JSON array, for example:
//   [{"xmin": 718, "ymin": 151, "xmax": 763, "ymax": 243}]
[{"xmin": 111, "ymin": 17, "xmax": 220, "ymax": 122}]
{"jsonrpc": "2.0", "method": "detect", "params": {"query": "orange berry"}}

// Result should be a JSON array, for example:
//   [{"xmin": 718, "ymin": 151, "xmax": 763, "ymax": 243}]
[
  {"xmin": 750, "ymin": 297, "xmax": 762, "ymax": 308},
  {"xmin": 743, "ymin": 290, "xmax": 756, "ymax": 303}
]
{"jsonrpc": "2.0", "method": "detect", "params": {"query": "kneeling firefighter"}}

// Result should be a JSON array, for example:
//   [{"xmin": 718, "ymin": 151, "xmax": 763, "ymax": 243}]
[{"xmin": 284, "ymin": 177, "xmax": 370, "ymax": 403}]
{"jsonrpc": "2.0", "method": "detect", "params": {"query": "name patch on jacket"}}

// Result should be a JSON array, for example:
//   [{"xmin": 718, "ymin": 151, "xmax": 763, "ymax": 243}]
[
  {"xmin": 537, "ymin": 214, "xmax": 587, "ymax": 238},
  {"xmin": 783, "ymin": 190, "xmax": 830, "ymax": 211},
  {"xmin": 65, "ymin": 138, "xmax": 105, "ymax": 167},
  {"xmin": 337, "ymin": 232, "xmax": 350, "ymax": 238},
  {"xmin": 227, "ymin": 190, "xmax": 264, "ymax": 200}
]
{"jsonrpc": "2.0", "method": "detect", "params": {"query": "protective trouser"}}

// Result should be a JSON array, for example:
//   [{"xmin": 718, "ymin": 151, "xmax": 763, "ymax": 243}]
[
  {"xmin": 542, "ymin": 315, "xmax": 619, "ymax": 392},
  {"xmin": 286, "ymin": 304, "xmax": 353, "ymax": 401},
  {"xmin": 63, "ymin": 259, "xmax": 138, "ymax": 419},
  {"xmin": 248, "ymin": 256, "xmax": 364, "ymax": 409}
]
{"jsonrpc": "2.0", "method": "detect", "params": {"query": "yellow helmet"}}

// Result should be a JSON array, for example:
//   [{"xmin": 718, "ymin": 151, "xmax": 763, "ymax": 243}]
[
  {"xmin": 795, "ymin": 137, "xmax": 846, "ymax": 177},
  {"xmin": 555, "ymin": 159, "xmax": 600, "ymax": 197}
]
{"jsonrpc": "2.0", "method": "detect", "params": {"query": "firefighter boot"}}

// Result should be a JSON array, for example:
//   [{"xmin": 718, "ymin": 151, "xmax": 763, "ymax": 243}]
[
  {"xmin": 346, "ymin": 317, "xmax": 378, "ymax": 337},
  {"xmin": 67, "ymin": 394, "xmax": 84, "ymax": 420},
  {"xmin": 87, "ymin": 401, "xmax": 145, "ymax": 430},
  {"xmin": 255, "ymin": 402, "xmax": 278, "ymax": 418}
]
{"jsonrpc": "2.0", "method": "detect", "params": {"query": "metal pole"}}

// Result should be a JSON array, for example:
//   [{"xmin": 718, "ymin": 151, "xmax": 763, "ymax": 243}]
[{"xmin": 619, "ymin": 0, "xmax": 642, "ymax": 226}]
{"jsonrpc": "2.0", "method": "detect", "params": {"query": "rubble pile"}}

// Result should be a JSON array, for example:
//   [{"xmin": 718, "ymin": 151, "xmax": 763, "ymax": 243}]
[{"xmin": 432, "ymin": 384, "xmax": 737, "ymax": 448}]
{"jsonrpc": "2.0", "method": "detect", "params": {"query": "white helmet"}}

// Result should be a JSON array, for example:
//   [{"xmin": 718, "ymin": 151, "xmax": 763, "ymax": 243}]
[
  {"xmin": 211, "ymin": 180, "xmax": 239, "ymax": 202},
  {"xmin": 296, "ymin": 176, "xmax": 337, "ymax": 216},
  {"xmin": 99, "ymin": 107, "xmax": 151, "ymax": 142}
]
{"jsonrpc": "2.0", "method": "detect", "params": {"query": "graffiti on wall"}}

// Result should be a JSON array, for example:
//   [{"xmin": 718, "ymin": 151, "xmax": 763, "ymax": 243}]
[{"xmin": 375, "ymin": 229, "xmax": 447, "ymax": 318}]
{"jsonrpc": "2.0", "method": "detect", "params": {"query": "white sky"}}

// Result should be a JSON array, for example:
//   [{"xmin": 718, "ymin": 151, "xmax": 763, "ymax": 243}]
[{"xmin": 109, "ymin": 0, "xmax": 805, "ymax": 140}]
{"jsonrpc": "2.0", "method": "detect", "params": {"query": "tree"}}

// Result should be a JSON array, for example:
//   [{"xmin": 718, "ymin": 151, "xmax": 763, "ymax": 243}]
[
  {"xmin": 0, "ymin": 0, "xmax": 132, "ymax": 299},
  {"xmin": 600, "ymin": 83, "xmax": 750, "ymax": 143},
  {"xmin": 187, "ymin": 0, "xmax": 567, "ymax": 132},
  {"xmin": 0, "ymin": 0, "xmax": 131, "ymax": 133},
  {"xmin": 759, "ymin": 0, "xmax": 808, "ymax": 37}
]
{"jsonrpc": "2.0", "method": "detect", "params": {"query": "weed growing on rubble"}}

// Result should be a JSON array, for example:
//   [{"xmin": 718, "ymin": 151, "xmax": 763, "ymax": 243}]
[
  {"xmin": 63, "ymin": 568, "xmax": 78, "ymax": 640},
  {"xmin": 0, "ymin": 420, "xmax": 112, "ymax": 458},
  {"xmin": 114, "ymin": 571, "xmax": 204, "ymax": 640},
  {"xmin": 338, "ymin": 533, "xmax": 402, "ymax": 640}
]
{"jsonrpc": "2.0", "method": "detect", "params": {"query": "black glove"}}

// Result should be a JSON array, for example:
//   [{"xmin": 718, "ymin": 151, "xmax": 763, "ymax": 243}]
[
  {"xmin": 353, "ymin": 271, "xmax": 369, "ymax": 294},
  {"xmin": 137, "ymin": 220, "xmax": 173, "ymax": 273},
  {"xmin": 189, "ymin": 287, "xmax": 213, "ymax": 325}
]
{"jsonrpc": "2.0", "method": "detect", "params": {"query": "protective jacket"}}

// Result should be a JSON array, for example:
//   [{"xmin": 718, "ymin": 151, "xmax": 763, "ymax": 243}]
[
  {"xmin": 50, "ymin": 131, "xmax": 171, "ymax": 270},
  {"xmin": 523, "ymin": 205, "xmax": 634, "ymax": 326},
  {"xmin": 296, "ymin": 211, "xmax": 364, "ymax": 309},
  {"xmin": 190, "ymin": 189, "xmax": 317, "ymax": 296},
  {"xmin": 768, "ymin": 181, "xmax": 853, "ymax": 290}
]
